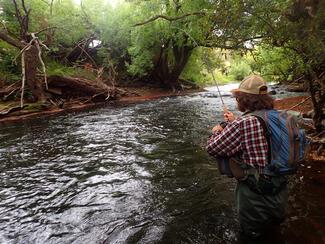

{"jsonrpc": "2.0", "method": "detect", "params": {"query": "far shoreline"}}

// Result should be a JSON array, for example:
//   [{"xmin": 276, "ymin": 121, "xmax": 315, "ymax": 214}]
[{"xmin": 0, "ymin": 86, "xmax": 311, "ymax": 125}]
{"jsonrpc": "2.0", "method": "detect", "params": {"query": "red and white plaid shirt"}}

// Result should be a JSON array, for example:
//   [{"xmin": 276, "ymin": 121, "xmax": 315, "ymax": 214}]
[{"xmin": 206, "ymin": 115, "xmax": 268, "ymax": 172}]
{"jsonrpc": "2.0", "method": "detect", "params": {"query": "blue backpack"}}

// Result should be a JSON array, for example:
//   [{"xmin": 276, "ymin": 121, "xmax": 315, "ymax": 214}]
[{"xmin": 250, "ymin": 110, "xmax": 310, "ymax": 175}]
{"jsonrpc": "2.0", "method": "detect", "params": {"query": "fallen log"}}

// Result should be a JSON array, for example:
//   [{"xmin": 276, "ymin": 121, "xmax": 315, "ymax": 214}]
[
  {"xmin": 47, "ymin": 75, "xmax": 116, "ymax": 101},
  {"xmin": 0, "ymin": 81, "xmax": 20, "ymax": 101},
  {"xmin": 0, "ymin": 104, "xmax": 28, "ymax": 116}
]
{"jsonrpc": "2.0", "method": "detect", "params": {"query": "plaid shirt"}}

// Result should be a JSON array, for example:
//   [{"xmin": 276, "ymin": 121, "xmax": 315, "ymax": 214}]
[{"xmin": 206, "ymin": 115, "xmax": 268, "ymax": 172}]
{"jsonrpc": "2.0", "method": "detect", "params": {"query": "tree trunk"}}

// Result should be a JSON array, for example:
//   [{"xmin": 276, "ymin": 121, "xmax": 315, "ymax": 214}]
[
  {"xmin": 169, "ymin": 45, "xmax": 193, "ymax": 83},
  {"xmin": 150, "ymin": 44, "xmax": 193, "ymax": 89},
  {"xmin": 308, "ymin": 71, "xmax": 325, "ymax": 133},
  {"xmin": 24, "ymin": 45, "xmax": 47, "ymax": 102}
]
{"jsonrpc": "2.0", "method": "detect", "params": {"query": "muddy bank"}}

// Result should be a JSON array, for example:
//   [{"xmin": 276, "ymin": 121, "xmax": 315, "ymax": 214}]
[{"xmin": 274, "ymin": 95, "xmax": 312, "ymax": 113}]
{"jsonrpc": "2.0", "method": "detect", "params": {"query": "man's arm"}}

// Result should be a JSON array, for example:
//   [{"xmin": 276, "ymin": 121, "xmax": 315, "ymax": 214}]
[{"xmin": 206, "ymin": 121, "xmax": 242, "ymax": 158}]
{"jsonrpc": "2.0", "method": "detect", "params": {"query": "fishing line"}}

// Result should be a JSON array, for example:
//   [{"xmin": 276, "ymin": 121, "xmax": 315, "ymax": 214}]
[{"xmin": 171, "ymin": 26, "xmax": 227, "ymax": 110}]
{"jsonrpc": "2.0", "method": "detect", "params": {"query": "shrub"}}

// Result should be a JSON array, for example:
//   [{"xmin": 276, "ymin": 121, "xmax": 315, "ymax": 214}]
[{"xmin": 228, "ymin": 57, "xmax": 252, "ymax": 81}]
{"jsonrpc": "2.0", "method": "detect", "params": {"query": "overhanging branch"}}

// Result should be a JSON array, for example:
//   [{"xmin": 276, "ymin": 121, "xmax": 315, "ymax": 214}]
[
  {"xmin": 197, "ymin": 35, "xmax": 264, "ymax": 50},
  {"xmin": 35, "ymin": 26, "xmax": 57, "ymax": 35},
  {"xmin": 133, "ymin": 12, "xmax": 207, "ymax": 27}
]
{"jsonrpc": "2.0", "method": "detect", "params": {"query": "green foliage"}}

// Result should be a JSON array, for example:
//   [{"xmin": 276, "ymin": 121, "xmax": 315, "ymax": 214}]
[
  {"xmin": 228, "ymin": 55, "xmax": 252, "ymax": 81},
  {"xmin": 249, "ymin": 46, "xmax": 304, "ymax": 81},
  {"xmin": 46, "ymin": 60, "xmax": 75, "ymax": 76},
  {"xmin": 251, "ymin": 0, "xmax": 325, "ymax": 75},
  {"xmin": 126, "ymin": 0, "xmax": 258, "ymax": 80},
  {"xmin": 0, "ymin": 0, "xmax": 323, "ymax": 92},
  {"xmin": 46, "ymin": 60, "xmax": 96, "ymax": 80},
  {"xmin": 0, "ymin": 0, "xmax": 21, "ymax": 36},
  {"xmin": 181, "ymin": 48, "xmax": 206, "ymax": 83},
  {"xmin": 181, "ymin": 47, "xmax": 227, "ymax": 84},
  {"xmin": 127, "ymin": 8, "xmax": 170, "ymax": 77},
  {"xmin": 0, "ymin": 41, "xmax": 20, "ymax": 83},
  {"xmin": 47, "ymin": 0, "xmax": 89, "ymax": 47},
  {"xmin": 95, "ymin": 2, "xmax": 132, "ymax": 67}
]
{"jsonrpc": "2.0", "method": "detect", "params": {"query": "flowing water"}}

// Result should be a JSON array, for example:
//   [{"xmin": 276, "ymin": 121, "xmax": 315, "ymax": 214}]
[{"xmin": 0, "ymin": 85, "xmax": 323, "ymax": 244}]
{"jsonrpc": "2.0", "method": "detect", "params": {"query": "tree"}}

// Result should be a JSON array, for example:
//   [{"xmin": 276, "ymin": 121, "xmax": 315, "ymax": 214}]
[
  {"xmin": 250, "ymin": 0, "xmax": 325, "ymax": 132},
  {"xmin": 283, "ymin": 0, "xmax": 325, "ymax": 133},
  {"xmin": 129, "ymin": 0, "xmax": 263, "ymax": 89},
  {"xmin": 249, "ymin": 46, "xmax": 305, "ymax": 82},
  {"xmin": 0, "ymin": 0, "xmax": 49, "ymax": 103}
]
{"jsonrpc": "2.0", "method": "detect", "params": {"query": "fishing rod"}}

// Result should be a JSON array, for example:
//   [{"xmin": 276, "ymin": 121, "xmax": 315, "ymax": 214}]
[{"xmin": 171, "ymin": 26, "xmax": 228, "ymax": 112}]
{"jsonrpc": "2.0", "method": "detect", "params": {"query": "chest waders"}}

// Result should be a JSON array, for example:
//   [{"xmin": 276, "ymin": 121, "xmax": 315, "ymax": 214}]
[{"xmin": 226, "ymin": 114, "xmax": 288, "ymax": 239}]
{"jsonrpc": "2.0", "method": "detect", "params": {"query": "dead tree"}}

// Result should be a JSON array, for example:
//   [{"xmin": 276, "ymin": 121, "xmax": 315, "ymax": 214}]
[{"xmin": 0, "ymin": 0, "xmax": 49, "ymax": 106}]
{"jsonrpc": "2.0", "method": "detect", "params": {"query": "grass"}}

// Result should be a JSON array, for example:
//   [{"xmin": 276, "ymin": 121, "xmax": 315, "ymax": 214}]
[{"xmin": 46, "ymin": 60, "xmax": 97, "ymax": 80}]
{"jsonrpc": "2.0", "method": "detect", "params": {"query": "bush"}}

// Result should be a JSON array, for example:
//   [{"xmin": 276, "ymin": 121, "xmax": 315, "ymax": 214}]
[
  {"xmin": 181, "ymin": 47, "xmax": 227, "ymax": 84},
  {"xmin": 249, "ymin": 46, "xmax": 304, "ymax": 82},
  {"xmin": 0, "ymin": 41, "xmax": 21, "ymax": 84},
  {"xmin": 228, "ymin": 57, "xmax": 252, "ymax": 81},
  {"xmin": 46, "ymin": 61, "xmax": 96, "ymax": 80}
]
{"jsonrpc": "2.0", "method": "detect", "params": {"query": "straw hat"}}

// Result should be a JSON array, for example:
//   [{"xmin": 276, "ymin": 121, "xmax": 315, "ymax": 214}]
[{"xmin": 231, "ymin": 74, "xmax": 268, "ymax": 95}]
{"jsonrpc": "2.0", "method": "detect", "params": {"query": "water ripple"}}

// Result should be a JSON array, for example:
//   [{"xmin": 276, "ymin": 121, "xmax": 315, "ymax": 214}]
[{"xmin": 0, "ymin": 87, "xmax": 312, "ymax": 243}]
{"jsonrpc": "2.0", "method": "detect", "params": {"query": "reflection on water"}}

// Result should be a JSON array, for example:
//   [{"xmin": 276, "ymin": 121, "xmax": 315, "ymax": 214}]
[{"xmin": 0, "ymin": 86, "xmax": 322, "ymax": 243}]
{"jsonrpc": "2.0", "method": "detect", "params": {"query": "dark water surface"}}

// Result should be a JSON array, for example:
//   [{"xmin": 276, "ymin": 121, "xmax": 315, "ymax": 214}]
[{"xmin": 0, "ymin": 85, "xmax": 323, "ymax": 244}]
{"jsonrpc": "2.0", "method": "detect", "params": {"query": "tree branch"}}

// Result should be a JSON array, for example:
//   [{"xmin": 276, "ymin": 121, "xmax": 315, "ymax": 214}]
[
  {"xmin": 198, "ymin": 35, "xmax": 264, "ymax": 50},
  {"xmin": 12, "ymin": 0, "xmax": 23, "ymax": 24},
  {"xmin": 21, "ymin": 0, "xmax": 30, "ymax": 37},
  {"xmin": 133, "ymin": 12, "xmax": 207, "ymax": 27},
  {"xmin": 77, "ymin": 43, "xmax": 98, "ymax": 68},
  {"xmin": 35, "ymin": 26, "xmax": 57, "ymax": 35},
  {"xmin": 12, "ymin": 0, "xmax": 30, "ymax": 40},
  {"xmin": 0, "ymin": 31, "xmax": 25, "ymax": 49}
]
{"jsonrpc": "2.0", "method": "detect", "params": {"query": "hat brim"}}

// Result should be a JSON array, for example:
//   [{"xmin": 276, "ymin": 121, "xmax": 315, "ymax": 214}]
[
  {"xmin": 231, "ymin": 88, "xmax": 267, "ymax": 95},
  {"xmin": 230, "ymin": 88, "xmax": 242, "ymax": 95}
]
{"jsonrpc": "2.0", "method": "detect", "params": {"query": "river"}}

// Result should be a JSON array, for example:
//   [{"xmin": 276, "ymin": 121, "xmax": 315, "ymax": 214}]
[{"xmin": 0, "ymin": 85, "xmax": 323, "ymax": 243}]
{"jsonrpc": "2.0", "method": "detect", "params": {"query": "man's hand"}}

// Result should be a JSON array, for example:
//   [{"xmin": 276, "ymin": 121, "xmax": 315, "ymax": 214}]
[
  {"xmin": 212, "ymin": 124, "xmax": 224, "ymax": 133},
  {"xmin": 224, "ymin": 111, "xmax": 236, "ymax": 122}
]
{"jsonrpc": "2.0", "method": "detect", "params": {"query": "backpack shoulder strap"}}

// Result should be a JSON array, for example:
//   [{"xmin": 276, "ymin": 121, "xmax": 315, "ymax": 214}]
[{"xmin": 246, "ymin": 110, "xmax": 272, "ymax": 165}]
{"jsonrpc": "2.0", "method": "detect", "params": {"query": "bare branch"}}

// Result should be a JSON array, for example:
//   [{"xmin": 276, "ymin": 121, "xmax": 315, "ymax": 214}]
[
  {"xmin": 21, "ymin": 0, "xmax": 28, "ymax": 14},
  {"xmin": 133, "ymin": 12, "xmax": 207, "ymax": 27},
  {"xmin": 12, "ymin": 0, "xmax": 30, "ymax": 40},
  {"xmin": 199, "ymin": 36, "xmax": 264, "ymax": 50},
  {"xmin": 31, "ymin": 33, "xmax": 49, "ymax": 90},
  {"xmin": 35, "ymin": 26, "xmax": 57, "ymax": 35},
  {"xmin": 0, "ymin": 31, "xmax": 25, "ymax": 49},
  {"xmin": 21, "ymin": 0, "xmax": 30, "ymax": 36},
  {"xmin": 13, "ymin": 36, "xmax": 38, "ymax": 64},
  {"xmin": 77, "ymin": 43, "xmax": 98, "ymax": 68},
  {"xmin": 20, "ymin": 49, "xmax": 27, "ymax": 107},
  {"xmin": 287, "ymin": 96, "xmax": 311, "ymax": 111},
  {"xmin": 12, "ymin": 0, "xmax": 23, "ymax": 28}
]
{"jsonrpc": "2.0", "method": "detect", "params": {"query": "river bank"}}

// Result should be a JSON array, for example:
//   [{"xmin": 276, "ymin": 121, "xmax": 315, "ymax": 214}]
[
  {"xmin": 0, "ymin": 87, "xmax": 202, "ymax": 124},
  {"xmin": 0, "ymin": 86, "xmax": 322, "ymax": 161},
  {"xmin": 0, "ymin": 86, "xmax": 312, "ymax": 124}
]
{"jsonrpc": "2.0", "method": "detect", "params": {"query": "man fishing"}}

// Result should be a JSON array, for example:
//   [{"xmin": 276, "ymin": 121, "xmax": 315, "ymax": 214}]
[{"xmin": 206, "ymin": 75, "xmax": 288, "ymax": 241}]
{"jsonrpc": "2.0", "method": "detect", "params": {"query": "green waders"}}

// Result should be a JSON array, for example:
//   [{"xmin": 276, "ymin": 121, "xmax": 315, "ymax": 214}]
[
  {"xmin": 236, "ymin": 175, "xmax": 288, "ymax": 238},
  {"xmin": 215, "ymin": 157, "xmax": 288, "ymax": 238}
]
